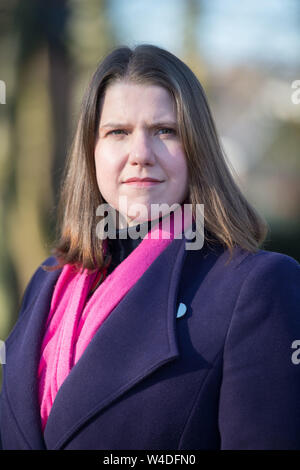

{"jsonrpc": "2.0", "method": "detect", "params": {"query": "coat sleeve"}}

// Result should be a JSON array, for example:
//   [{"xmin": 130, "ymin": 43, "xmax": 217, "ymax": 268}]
[
  {"xmin": 218, "ymin": 252, "xmax": 300, "ymax": 449},
  {"xmin": 0, "ymin": 255, "xmax": 57, "ymax": 448}
]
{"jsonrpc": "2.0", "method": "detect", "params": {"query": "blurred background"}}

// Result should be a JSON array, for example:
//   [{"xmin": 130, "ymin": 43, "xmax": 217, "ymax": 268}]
[{"xmin": 0, "ymin": 0, "xmax": 299, "ymax": 351}]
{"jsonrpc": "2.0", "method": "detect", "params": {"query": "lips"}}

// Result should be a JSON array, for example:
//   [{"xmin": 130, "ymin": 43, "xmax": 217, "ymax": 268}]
[{"xmin": 123, "ymin": 177, "xmax": 162, "ymax": 183}]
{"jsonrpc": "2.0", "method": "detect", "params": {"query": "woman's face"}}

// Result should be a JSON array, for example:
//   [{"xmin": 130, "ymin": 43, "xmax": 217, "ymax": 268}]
[{"xmin": 94, "ymin": 81, "xmax": 189, "ymax": 226}]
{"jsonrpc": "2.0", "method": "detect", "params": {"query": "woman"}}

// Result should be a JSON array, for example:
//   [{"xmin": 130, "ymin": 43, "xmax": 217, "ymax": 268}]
[{"xmin": 1, "ymin": 44, "xmax": 300, "ymax": 450}]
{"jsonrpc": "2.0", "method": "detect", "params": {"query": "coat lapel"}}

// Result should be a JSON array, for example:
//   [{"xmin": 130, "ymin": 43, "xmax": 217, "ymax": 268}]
[
  {"xmin": 4, "ymin": 232, "xmax": 190, "ymax": 449},
  {"xmin": 43, "ymin": 234, "xmax": 188, "ymax": 449}
]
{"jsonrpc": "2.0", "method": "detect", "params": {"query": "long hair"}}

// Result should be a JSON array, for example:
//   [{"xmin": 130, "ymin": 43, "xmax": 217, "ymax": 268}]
[{"xmin": 44, "ymin": 43, "xmax": 268, "ymax": 273}]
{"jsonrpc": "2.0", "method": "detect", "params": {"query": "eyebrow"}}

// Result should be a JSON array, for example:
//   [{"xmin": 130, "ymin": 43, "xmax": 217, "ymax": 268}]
[{"xmin": 99, "ymin": 121, "xmax": 178, "ymax": 130}]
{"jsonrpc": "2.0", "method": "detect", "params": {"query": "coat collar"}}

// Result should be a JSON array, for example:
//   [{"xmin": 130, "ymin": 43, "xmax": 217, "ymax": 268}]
[{"xmin": 4, "ymin": 232, "xmax": 191, "ymax": 449}]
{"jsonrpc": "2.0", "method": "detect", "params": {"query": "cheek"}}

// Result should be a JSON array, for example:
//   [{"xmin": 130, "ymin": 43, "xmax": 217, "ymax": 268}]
[
  {"xmin": 168, "ymin": 150, "xmax": 189, "ymax": 197},
  {"xmin": 95, "ymin": 144, "xmax": 122, "ymax": 183},
  {"xmin": 166, "ymin": 147, "xmax": 188, "ymax": 179},
  {"xmin": 95, "ymin": 142, "xmax": 111, "ymax": 168}
]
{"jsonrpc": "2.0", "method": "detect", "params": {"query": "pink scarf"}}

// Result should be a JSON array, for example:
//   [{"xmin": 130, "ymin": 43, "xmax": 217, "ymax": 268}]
[{"xmin": 38, "ymin": 205, "xmax": 192, "ymax": 431}]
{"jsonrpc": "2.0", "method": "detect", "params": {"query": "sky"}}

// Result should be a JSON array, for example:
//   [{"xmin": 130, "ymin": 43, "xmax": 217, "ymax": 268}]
[{"xmin": 108, "ymin": 0, "xmax": 300, "ymax": 69}]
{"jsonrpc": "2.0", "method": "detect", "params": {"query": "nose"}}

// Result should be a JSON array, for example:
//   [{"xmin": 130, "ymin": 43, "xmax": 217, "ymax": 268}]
[{"xmin": 128, "ymin": 130, "xmax": 155, "ymax": 166}]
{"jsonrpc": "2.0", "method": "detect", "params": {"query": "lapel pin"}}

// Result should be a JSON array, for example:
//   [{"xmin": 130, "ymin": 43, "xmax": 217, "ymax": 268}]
[{"xmin": 176, "ymin": 302, "xmax": 187, "ymax": 319}]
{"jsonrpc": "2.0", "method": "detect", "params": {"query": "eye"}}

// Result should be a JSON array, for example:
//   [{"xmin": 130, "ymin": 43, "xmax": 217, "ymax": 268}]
[
  {"xmin": 107, "ymin": 129, "xmax": 127, "ymax": 136},
  {"xmin": 157, "ymin": 128, "xmax": 176, "ymax": 135}
]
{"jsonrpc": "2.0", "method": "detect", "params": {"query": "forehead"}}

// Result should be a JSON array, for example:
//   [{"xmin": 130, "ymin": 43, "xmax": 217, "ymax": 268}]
[{"xmin": 99, "ymin": 81, "xmax": 176, "ymax": 122}]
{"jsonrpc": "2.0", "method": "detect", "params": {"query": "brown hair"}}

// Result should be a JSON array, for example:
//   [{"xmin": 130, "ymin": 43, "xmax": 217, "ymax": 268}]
[{"xmin": 44, "ymin": 43, "xmax": 268, "ymax": 273}]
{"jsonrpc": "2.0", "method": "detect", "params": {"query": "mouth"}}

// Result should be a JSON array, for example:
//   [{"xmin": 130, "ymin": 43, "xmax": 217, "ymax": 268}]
[
  {"xmin": 124, "ymin": 181, "xmax": 163, "ymax": 187},
  {"xmin": 123, "ymin": 178, "xmax": 164, "ymax": 188}
]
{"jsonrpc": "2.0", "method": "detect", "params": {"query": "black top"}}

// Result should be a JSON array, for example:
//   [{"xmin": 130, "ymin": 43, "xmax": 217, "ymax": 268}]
[
  {"xmin": 105, "ymin": 212, "xmax": 202, "ymax": 275},
  {"xmin": 106, "ymin": 218, "xmax": 158, "ymax": 275},
  {"xmin": 87, "ymin": 217, "xmax": 163, "ymax": 298}
]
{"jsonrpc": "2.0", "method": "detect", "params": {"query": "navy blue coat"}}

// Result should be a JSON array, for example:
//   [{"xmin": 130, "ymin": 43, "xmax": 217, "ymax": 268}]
[{"xmin": 1, "ymin": 234, "xmax": 300, "ymax": 450}]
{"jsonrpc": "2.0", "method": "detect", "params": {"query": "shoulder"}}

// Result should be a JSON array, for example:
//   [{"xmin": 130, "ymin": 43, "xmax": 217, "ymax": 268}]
[
  {"xmin": 222, "ymin": 248, "xmax": 300, "ymax": 346},
  {"xmin": 220, "ymin": 247, "xmax": 300, "ymax": 314},
  {"xmin": 19, "ymin": 255, "xmax": 61, "ymax": 312},
  {"xmin": 231, "ymin": 248, "xmax": 300, "ymax": 298},
  {"xmin": 204, "ymin": 242, "xmax": 300, "ymax": 287},
  {"xmin": 182, "ymin": 243, "xmax": 300, "ymax": 337},
  {"xmin": 184, "ymin": 240, "xmax": 299, "ymax": 293},
  {"xmin": 234, "ymin": 246, "xmax": 299, "ymax": 273}
]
